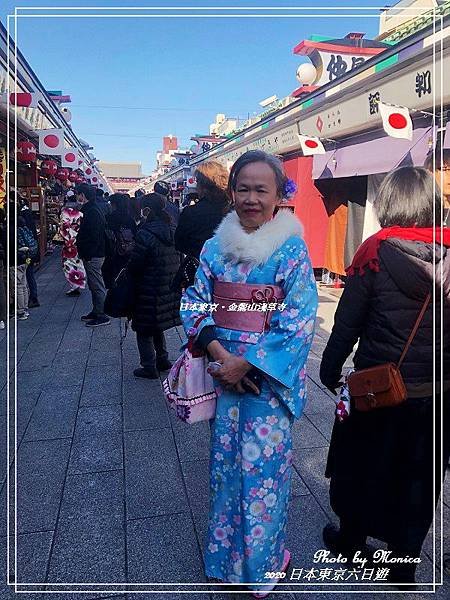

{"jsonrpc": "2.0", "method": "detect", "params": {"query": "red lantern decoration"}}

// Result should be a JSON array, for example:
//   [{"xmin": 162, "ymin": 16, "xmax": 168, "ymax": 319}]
[
  {"xmin": 68, "ymin": 171, "xmax": 78, "ymax": 183},
  {"xmin": 16, "ymin": 140, "xmax": 37, "ymax": 162},
  {"xmin": 56, "ymin": 168, "xmax": 69, "ymax": 182},
  {"xmin": 41, "ymin": 159, "xmax": 58, "ymax": 177}
]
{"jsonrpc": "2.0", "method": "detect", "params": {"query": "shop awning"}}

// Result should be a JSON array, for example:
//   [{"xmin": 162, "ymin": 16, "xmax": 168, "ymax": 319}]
[{"xmin": 313, "ymin": 126, "xmax": 433, "ymax": 179}]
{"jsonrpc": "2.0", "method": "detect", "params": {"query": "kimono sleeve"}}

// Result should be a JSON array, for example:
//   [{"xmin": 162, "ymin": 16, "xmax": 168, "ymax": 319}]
[
  {"xmin": 245, "ymin": 238, "xmax": 318, "ymax": 393},
  {"xmin": 179, "ymin": 241, "xmax": 216, "ymax": 339}
]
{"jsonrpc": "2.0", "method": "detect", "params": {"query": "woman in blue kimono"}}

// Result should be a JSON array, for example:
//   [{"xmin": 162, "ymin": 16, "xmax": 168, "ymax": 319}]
[{"xmin": 180, "ymin": 150, "xmax": 318, "ymax": 597}]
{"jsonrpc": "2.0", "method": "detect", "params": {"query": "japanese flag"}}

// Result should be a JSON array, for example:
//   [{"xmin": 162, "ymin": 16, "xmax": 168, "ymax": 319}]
[
  {"xmin": 0, "ymin": 92, "xmax": 42, "ymax": 108},
  {"xmin": 298, "ymin": 134, "xmax": 325, "ymax": 156},
  {"xmin": 38, "ymin": 128, "xmax": 65, "ymax": 155},
  {"xmin": 379, "ymin": 102, "xmax": 413, "ymax": 141},
  {"xmin": 61, "ymin": 148, "xmax": 79, "ymax": 168}
]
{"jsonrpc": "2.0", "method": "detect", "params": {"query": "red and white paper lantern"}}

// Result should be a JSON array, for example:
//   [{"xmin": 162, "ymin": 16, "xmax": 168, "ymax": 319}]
[
  {"xmin": 298, "ymin": 134, "xmax": 325, "ymax": 156},
  {"xmin": 379, "ymin": 102, "xmax": 413, "ymax": 141},
  {"xmin": 56, "ymin": 167, "xmax": 69, "ymax": 182},
  {"xmin": 38, "ymin": 128, "xmax": 65, "ymax": 155},
  {"xmin": 41, "ymin": 159, "xmax": 58, "ymax": 177},
  {"xmin": 61, "ymin": 148, "xmax": 79, "ymax": 168},
  {"xmin": 16, "ymin": 140, "xmax": 37, "ymax": 162}
]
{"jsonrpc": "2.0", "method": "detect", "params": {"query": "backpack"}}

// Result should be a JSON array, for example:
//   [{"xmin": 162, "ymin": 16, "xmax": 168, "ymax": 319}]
[
  {"xmin": 116, "ymin": 226, "xmax": 135, "ymax": 257},
  {"xmin": 18, "ymin": 226, "xmax": 38, "ymax": 258}
]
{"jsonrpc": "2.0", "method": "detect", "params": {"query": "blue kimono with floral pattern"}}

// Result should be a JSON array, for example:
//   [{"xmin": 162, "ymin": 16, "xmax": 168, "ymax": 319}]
[{"xmin": 180, "ymin": 226, "xmax": 318, "ymax": 585}]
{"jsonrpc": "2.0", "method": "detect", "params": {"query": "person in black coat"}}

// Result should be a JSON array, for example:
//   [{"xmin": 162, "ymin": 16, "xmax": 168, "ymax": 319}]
[
  {"xmin": 154, "ymin": 181, "xmax": 179, "ymax": 233},
  {"xmin": 175, "ymin": 160, "xmax": 231, "ymax": 260},
  {"xmin": 173, "ymin": 161, "xmax": 231, "ymax": 291},
  {"xmin": 76, "ymin": 183, "xmax": 110, "ymax": 327},
  {"xmin": 127, "ymin": 193, "xmax": 181, "ymax": 379},
  {"xmin": 18, "ymin": 195, "xmax": 40, "ymax": 308},
  {"xmin": 319, "ymin": 167, "xmax": 450, "ymax": 587},
  {"xmin": 102, "ymin": 193, "xmax": 137, "ymax": 289}
]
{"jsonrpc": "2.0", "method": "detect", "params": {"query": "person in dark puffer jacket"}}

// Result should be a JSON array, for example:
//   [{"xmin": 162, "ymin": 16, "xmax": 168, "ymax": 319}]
[
  {"xmin": 320, "ymin": 166, "xmax": 450, "ymax": 588},
  {"xmin": 127, "ymin": 193, "xmax": 181, "ymax": 379}
]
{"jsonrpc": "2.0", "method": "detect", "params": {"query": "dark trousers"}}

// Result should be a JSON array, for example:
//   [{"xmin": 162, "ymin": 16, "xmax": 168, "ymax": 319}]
[
  {"xmin": 83, "ymin": 258, "xmax": 107, "ymax": 317},
  {"xmin": 136, "ymin": 330, "xmax": 168, "ymax": 369},
  {"xmin": 0, "ymin": 263, "xmax": 6, "ymax": 321},
  {"xmin": 26, "ymin": 264, "xmax": 38, "ymax": 302}
]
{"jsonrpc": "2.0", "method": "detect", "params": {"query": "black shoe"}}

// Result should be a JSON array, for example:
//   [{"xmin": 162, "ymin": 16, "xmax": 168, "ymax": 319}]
[
  {"xmin": 28, "ymin": 299, "xmax": 40, "ymax": 308},
  {"xmin": 85, "ymin": 316, "xmax": 111, "ymax": 327},
  {"xmin": 322, "ymin": 524, "xmax": 366, "ymax": 561},
  {"xmin": 81, "ymin": 311, "xmax": 96, "ymax": 321},
  {"xmin": 66, "ymin": 289, "xmax": 81, "ymax": 297},
  {"xmin": 134, "ymin": 367, "xmax": 159, "ymax": 379},
  {"xmin": 156, "ymin": 358, "xmax": 173, "ymax": 372}
]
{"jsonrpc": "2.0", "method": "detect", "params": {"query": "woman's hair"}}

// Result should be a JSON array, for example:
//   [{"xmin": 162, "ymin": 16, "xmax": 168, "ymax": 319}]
[
  {"xmin": 374, "ymin": 166, "xmax": 442, "ymax": 228},
  {"xmin": 109, "ymin": 193, "xmax": 129, "ymax": 217},
  {"xmin": 228, "ymin": 150, "xmax": 288, "ymax": 199},
  {"xmin": 194, "ymin": 161, "xmax": 230, "ymax": 210},
  {"xmin": 141, "ymin": 193, "xmax": 171, "ymax": 224},
  {"xmin": 424, "ymin": 146, "xmax": 450, "ymax": 171}
]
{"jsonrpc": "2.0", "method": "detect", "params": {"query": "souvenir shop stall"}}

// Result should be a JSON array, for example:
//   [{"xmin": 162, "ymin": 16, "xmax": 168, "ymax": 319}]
[
  {"xmin": 187, "ymin": 13, "xmax": 450, "ymax": 285},
  {"xmin": 0, "ymin": 21, "xmax": 110, "ymax": 262}
]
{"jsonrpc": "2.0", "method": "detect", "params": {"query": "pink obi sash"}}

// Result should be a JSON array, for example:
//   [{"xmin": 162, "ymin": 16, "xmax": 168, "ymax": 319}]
[{"xmin": 213, "ymin": 281, "xmax": 285, "ymax": 333}]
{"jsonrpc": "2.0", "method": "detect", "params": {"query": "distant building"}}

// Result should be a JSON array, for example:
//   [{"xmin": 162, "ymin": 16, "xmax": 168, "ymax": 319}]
[
  {"xmin": 155, "ymin": 135, "xmax": 179, "ymax": 176},
  {"xmin": 97, "ymin": 161, "xmax": 146, "ymax": 193},
  {"xmin": 210, "ymin": 114, "xmax": 242, "ymax": 137},
  {"xmin": 378, "ymin": 0, "xmax": 440, "ymax": 40}
]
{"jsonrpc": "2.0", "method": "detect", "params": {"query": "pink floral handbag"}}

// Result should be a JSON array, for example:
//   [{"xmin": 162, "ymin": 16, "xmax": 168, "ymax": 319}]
[{"xmin": 163, "ymin": 317, "xmax": 217, "ymax": 424}]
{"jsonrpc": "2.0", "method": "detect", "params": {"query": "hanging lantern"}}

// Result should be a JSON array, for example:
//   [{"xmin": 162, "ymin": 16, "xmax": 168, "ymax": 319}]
[
  {"xmin": 16, "ymin": 140, "xmax": 37, "ymax": 162},
  {"xmin": 68, "ymin": 171, "xmax": 78, "ymax": 183},
  {"xmin": 41, "ymin": 159, "xmax": 58, "ymax": 177},
  {"xmin": 56, "ymin": 167, "xmax": 69, "ymax": 182}
]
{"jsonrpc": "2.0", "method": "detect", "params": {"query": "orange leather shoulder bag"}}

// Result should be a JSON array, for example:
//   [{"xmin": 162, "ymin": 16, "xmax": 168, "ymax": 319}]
[{"xmin": 348, "ymin": 293, "xmax": 431, "ymax": 412}]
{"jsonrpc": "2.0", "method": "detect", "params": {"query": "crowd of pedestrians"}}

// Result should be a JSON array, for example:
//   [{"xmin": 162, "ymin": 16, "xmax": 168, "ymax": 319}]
[{"xmin": 7, "ymin": 147, "xmax": 450, "ymax": 595}]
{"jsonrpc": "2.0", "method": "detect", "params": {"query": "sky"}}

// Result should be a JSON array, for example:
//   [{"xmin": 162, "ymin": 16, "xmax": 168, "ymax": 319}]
[{"xmin": 2, "ymin": 0, "xmax": 392, "ymax": 173}]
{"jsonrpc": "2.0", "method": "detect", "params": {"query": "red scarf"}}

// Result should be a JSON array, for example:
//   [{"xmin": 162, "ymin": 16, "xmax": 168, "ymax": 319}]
[{"xmin": 346, "ymin": 226, "xmax": 450, "ymax": 276}]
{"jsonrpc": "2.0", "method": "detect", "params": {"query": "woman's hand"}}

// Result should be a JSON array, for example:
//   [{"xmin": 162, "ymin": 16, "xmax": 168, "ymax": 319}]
[
  {"xmin": 214, "ymin": 355, "xmax": 252, "ymax": 388},
  {"xmin": 206, "ymin": 341, "xmax": 259, "ymax": 394}
]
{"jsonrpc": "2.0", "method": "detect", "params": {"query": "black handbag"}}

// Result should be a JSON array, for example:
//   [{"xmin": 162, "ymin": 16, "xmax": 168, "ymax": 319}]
[
  {"xmin": 171, "ymin": 255, "xmax": 199, "ymax": 292},
  {"xmin": 104, "ymin": 268, "xmax": 135, "ymax": 318}
]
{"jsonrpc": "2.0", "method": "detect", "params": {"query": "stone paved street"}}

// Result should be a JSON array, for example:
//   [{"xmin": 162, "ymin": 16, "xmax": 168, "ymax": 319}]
[{"xmin": 0, "ymin": 252, "xmax": 448, "ymax": 600}]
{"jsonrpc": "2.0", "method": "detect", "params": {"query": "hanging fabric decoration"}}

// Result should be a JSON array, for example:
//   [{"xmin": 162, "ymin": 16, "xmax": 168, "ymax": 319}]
[
  {"xmin": 379, "ymin": 102, "xmax": 413, "ymax": 141},
  {"xmin": 38, "ymin": 128, "xmax": 65, "ymax": 155},
  {"xmin": 84, "ymin": 166, "xmax": 93, "ymax": 177},
  {"xmin": 16, "ymin": 140, "xmax": 37, "ymax": 162},
  {"xmin": 41, "ymin": 159, "xmax": 58, "ymax": 177},
  {"xmin": 61, "ymin": 148, "xmax": 79, "ymax": 168},
  {"xmin": 0, "ymin": 92, "xmax": 42, "ymax": 108},
  {"xmin": 298, "ymin": 134, "xmax": 325, "ymax": 156}
]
